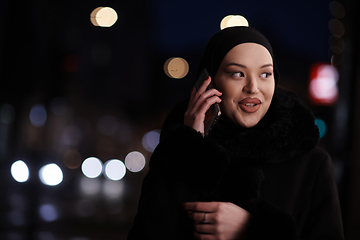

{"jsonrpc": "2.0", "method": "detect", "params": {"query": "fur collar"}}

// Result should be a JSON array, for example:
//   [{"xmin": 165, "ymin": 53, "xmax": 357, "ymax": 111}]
[{"xmin": 209, "ymin": 87, "xmax": 320, "ymax": 164}]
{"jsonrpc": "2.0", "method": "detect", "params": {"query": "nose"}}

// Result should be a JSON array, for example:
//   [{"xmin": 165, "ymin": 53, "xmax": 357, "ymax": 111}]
[{"xmin": 243, "ymin": 78, "xmax": 259, "ymax": 94}]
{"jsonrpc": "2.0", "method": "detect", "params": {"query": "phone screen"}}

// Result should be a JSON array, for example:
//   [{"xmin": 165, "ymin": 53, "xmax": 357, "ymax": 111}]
[{"xmin": 193, "ymin": 68, "xmax": 221, "ymax": 136}]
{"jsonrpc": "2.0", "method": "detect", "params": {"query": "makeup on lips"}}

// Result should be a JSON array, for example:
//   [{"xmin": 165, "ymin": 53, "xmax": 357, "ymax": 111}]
[{"xmin": 239, "ymin": 97, "xmax": 261, "ymax": 113}]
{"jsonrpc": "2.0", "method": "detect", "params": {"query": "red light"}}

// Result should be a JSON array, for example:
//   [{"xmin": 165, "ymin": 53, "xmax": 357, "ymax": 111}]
[{"xmin": 309, "ymin": 63, "xmax": 339, "ymax": 105}]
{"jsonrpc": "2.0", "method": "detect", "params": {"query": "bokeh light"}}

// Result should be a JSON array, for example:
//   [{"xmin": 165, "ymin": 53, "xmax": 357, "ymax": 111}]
[
  {"xmin": 81, "ymin": 157, "xmax": 103, "ymax": 178},
  {"xmin": 63, "ymin": 149, "xmax": 82, "ymax": 169},
  {"xmin": 309, "ymin": 64, "xmax": 339, "ymax": 105},
  {"xmin": 315, "ymin": 118, "xmax": 327, "ymax": 138},
  {"xmin": 104, "ymin": 159, "xmax": 126, "ymax": 181},
  {"xmin": 8, "ymin": 210, "xmax": 25, "ymax": 226},
  {"xmin": 220, "ymin": 15, "xmax": 249, "ymax": 30},
  {"xmin": 90, "ymin": 7, "xmax": 118, "ymax": 27},
  {"xmin": 50, "ymin": 97, "xmax": 68, "ymax": 115},
  {"xmin": 103, "ymin": 179, "xmax": 125, "ymax": 199},
  {"xmin": 329, "ymin": 1, "xmax": 345, "ymax": 19},
  {"xmin": 79, "ymin": 176, "xmax": 101, "ymax": 195},
  {"xmin": 11, "ymin": 160, "xmax": 29, "ymax": 183},
  {"xmin": 39, "ymin": 164, "xmax": 63, "ymax": 186},
  {"xmin": 164, "ymin": 57, "xmax": 189, "ymax": 79},
  {"xmin": 0, "ymin": 104, "xmax": 15, "ymax": 124},
  {"xmin": 329, "ymin": 35, "xmax": 345, "ymax": 54},
  {"xmin": 329, "ymin": 18, "xmax": 345, "ymax": 38},
  {"xmin": 29, "ymin": 104, "xmax": 47, "ymax": 127},
  {"xmin": 39, "ymin": 204, "xmax": 58, "ymax": 222},
  {"xmin": 125, "ymin": 151, "xmax": 146, "ymax": 172},
  {"xmin": 142, "ymin": 129, "xmax": 160, "ymax": 152}
]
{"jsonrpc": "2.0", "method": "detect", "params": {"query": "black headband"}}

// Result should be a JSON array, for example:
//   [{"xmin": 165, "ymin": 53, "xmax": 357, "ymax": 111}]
[{"xmin": 196, "ymin": 26, "xmax": 279, "ymax": 86}]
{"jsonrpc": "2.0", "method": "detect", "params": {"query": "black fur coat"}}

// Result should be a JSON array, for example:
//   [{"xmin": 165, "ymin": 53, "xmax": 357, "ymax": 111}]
[{"xmin": 127, "ymin": 88, "xmax": 344, "ymax": 240}]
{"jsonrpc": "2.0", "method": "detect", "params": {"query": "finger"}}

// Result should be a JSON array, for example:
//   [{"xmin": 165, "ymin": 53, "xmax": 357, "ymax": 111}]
[
  {"xmin": 188, "ymin": 80, "xmax": 221, "ymax": 111},
  {"xmin": 188, "ymin": 76, "xmax": 210, "ymax": 109},
  {"xmin": 187, "ymin": 211, "xmax": 216, "ymax": 224},
  {"xmin": 194, "ymin": 222, "xmax": 216, "ymax": 234},
  {"xmin": 189, "ymin": 89, "xmax": 222, "ymax": 115},
  {"xmin": 195, "ymin": 96, "xmax": 222, "ymax": 117},
  {"xmin": 182, "ymin": 202, "xmax": 219, "ymax": 213},
  {"xmin": 197, "ymin": 76, "xmax": 212, "ymax": 94},
  {"xmin": 185, "ymin": 94, "xmax": 221, "ymax": 129}
]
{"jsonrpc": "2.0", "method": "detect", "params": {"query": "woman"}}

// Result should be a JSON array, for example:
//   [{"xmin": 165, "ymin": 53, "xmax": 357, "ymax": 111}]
[{"xmin": 127, "ymin": 26, "xmax": 344, "ymax": 239}]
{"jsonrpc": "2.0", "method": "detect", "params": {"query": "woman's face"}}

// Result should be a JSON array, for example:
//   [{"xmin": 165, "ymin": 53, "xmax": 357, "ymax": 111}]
[{"xmin": 214, "ymin": 42, "xmax": 275, "ymax": 128}]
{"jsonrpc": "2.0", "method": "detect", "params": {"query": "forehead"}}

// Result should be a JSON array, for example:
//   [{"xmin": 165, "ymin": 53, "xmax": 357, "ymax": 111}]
[{"xmin": 223, "ymin": 43, "xmax": 273, "ymax": 64}]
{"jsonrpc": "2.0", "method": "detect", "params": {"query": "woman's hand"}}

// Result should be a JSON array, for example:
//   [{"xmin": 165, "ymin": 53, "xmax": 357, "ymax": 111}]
[
  {"xmin": 184, "ymin": 76, "xmax": 222, "ymax": 136},
  {"xmin": 182, "ymin": 202, "xmax": 251, "ymax": 240}
]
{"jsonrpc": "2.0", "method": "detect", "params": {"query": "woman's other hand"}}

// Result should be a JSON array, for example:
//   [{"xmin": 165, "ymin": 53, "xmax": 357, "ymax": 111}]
[
  {"xmin": 184, "ymin": 76, "xmax": 222, "ymax": 136},
  {"xmin": 182, "ymin": 202, "xmax": 250, "ymax": 240}
]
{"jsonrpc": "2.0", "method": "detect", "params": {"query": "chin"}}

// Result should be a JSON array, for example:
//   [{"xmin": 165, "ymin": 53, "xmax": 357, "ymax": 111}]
[
  {"xmin": 236, "ymin": 117, "xmax": 260, "ymax": 128},
  {"xmin": 239, "ymin": 122, "xmax": 258, "ymax": 128}
]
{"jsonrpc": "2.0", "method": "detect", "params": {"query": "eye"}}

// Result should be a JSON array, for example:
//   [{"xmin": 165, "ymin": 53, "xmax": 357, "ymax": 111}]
[
  {"xmin": 260, "ymin": 72, "xmax": 272, "ymax": 78},
  {"xmin": 232, "ymin": 72, "xmax": 245, "ymax": 78}
]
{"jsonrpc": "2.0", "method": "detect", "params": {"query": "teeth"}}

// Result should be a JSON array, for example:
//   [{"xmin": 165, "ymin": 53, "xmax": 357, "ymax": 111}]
[{"xmin": 245, "ymin": 103, "xmax": 256, "ymax": 107}]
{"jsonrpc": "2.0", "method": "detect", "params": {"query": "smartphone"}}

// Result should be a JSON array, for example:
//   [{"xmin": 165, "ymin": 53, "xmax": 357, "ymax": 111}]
[{"xmin": 193, "ymin": 68, "xmax": 221, "ymax": 137}]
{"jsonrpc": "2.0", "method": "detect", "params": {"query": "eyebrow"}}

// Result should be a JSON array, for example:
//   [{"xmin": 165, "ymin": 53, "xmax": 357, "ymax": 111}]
[{"xmin": 225, "ymin": 63, "xmax": 273, "ymax": 68}]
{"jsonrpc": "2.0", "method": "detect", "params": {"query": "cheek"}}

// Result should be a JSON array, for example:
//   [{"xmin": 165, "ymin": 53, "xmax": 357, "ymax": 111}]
[
  {"xmin": 215, "ymin": 80, "xmax": 240, "ymax": 100},
  {"xmin": 262, "ymin": 81, "xmax": 275, "ymax": 98}
]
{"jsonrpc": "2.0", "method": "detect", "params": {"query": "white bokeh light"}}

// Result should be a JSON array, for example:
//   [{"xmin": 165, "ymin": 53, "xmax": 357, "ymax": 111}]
[
  {"xmin": 39, "ymin": 164, "xmax": 63, "ymax": 186},
  {"xmin": 125, "ymin": 151, "xmax": 146, "ymax": 173},
  {"xmin": 103, "ymin": 179, "xmax": 125, "ymax": 199},
  {"xmin": 104, "ymin": 159, "xmax": 126, "ymax": 181},
  {"xmin": 11, "ymin": 160, "xmax": 29, "ymax": 183},
  {"xmin": 29, "ymin": 104, "xmax": 47, "ymax": 127},
  {"xmin": 39, "ymin": 204, "xmax": 58, "ymax": 222},
  {"xmin": 142, "ymin": 130, "xmax": 160, "ymax": 152},
  {"xmin": 79, "ymin": 176, "xmax": 101, "ymax": 195},
  {"xmin": 82, "ymin": 157, "xmax": 103, "ymax": 178}
]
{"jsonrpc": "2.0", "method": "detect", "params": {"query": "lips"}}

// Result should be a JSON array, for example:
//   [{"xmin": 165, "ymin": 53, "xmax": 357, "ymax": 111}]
[{"xmin": 239, "ymin": 97, "xmax": 261, "ymax": 113}]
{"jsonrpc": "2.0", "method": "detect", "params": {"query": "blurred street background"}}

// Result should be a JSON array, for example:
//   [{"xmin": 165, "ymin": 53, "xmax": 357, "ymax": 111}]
[{"xmin": 0, "ymin": 0, "xmax": 359, "ymax": 239}]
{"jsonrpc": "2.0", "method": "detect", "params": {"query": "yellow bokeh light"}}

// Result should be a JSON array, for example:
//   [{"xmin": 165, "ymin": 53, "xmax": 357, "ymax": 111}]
[
  {"xmin": 220, "ymin": 15, "xmax": 234, "ymax": 30},
  {"xmin": 164, "ymin": 57, "xmax": 189, "ymax": 79},
  {"xmin": 90, "ymin": 7, "xmax": 118, "ymax": 27},
  {"xmin": 220, "ymin": 15, "xmax": 249, "ymax": 30}
]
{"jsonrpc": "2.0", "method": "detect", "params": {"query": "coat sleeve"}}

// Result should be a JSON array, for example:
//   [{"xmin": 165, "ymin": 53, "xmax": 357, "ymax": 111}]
[
  {"xmin": 243, "ymin": 152, "xmax": 344, "ymax": 240},
  {"xmin": 299, "ymin": 153, "xmax": 344, "ymax": 240},
  {"xmin": 127, "ymin": 114, "xmax": 231, "ymax": 239}
]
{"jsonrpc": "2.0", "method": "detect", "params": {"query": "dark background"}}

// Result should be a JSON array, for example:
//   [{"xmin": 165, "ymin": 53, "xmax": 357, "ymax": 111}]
[{"xmin": 1, "ymin": 0, "xmax": 359, "ymax": 239}]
